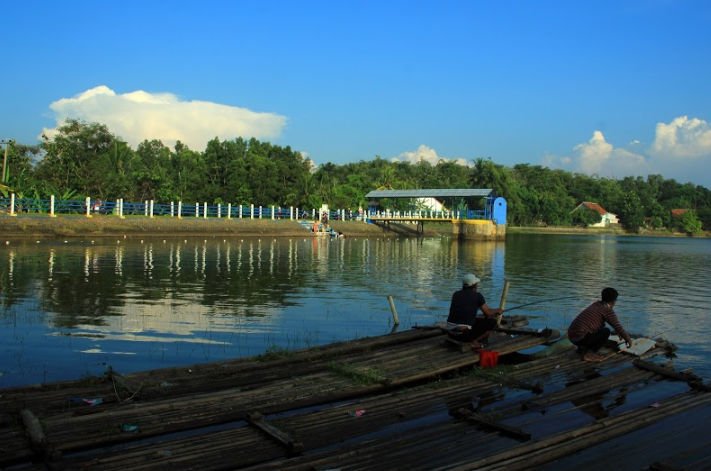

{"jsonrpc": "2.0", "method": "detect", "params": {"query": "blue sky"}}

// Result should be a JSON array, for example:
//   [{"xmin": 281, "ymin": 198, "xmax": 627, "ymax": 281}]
[{"xmin": 2, "ymin": 0, "xmax": 711, "ymax": 187}]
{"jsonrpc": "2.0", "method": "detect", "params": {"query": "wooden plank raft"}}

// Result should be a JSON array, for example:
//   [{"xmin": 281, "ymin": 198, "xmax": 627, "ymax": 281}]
[
  {"xmin": 3, "ymin": 325, "xmax": 709, "ymax": 471},
  {"xmin": 0, "ymin": 326, "xmax": 555, "ymax": 468}
]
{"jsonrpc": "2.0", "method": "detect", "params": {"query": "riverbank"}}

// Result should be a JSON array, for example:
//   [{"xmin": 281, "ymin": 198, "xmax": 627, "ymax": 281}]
[
  {"xmin": 0, "ymin": 215, "xmax": 402, "ymax": 239},
  {"xmin": 1, "ymin": 215, "xmax": 705, "ymax": 239},
  {"xmin": 507, "ymin": 225, "xmax": 709, "ymax": 238}
]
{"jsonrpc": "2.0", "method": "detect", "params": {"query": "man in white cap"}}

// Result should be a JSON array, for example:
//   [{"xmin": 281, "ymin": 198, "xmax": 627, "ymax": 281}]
[{"xmin": 446, "ymin": 273, "xmax": 503, "ymax": 348}]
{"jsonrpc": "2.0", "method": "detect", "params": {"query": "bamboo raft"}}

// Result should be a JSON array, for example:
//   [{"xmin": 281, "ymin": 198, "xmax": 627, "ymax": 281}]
[{"xmin": 1, "ymin": 318, "xmax": 709, "ymax": 470}]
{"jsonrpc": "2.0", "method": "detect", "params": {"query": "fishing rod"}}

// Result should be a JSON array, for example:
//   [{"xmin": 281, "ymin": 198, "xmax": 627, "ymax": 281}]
[{"xmin": 502, "ymin": 295, "xmax": 578, "ymax": 313}]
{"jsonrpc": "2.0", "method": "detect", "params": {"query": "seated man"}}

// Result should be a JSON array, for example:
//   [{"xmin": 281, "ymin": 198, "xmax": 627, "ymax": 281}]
[
  {"xmin": 446, "ymin": 273, "xmax": 503, "ymax": 348},
  {"xmin": 568, "ymin": 287, "xmax": 632, "ymax": 362}
]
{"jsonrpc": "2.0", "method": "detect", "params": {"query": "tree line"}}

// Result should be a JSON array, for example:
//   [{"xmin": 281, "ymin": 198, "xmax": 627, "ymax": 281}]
[{"xmin": 2, "ymin": 119, "xmax": 709, "ymax": 233}]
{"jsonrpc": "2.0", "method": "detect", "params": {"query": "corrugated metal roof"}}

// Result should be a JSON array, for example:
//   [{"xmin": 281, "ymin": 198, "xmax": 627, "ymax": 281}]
[{"xmin": 365, "ymin": 189, "xmax": 492, "ymax": 198}]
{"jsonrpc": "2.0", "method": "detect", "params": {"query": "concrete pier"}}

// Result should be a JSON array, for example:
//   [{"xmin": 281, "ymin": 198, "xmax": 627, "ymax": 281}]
[{"xmin": 452, "ymin": 219, "xmax": 506, "ymax": 240}]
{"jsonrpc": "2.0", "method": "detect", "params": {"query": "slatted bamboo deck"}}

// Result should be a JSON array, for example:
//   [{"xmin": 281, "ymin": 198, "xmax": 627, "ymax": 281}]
[{"xmin": 1, "ymin": 320, "xmax": 709, "ymax": 470}]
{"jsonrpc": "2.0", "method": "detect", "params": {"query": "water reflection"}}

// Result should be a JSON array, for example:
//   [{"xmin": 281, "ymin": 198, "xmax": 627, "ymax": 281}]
[{"xmin": 1, "ymin": 234, "xmax": 710, "ymax": 387}]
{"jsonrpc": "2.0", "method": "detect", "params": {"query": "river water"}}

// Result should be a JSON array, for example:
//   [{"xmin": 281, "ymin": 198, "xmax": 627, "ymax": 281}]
[{"xmin": 1, "ymin": 233, "xmax": 709, "ymax": 387}]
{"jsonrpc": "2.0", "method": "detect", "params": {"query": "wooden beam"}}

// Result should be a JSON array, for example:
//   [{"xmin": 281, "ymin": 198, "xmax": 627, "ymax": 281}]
[
  {"xmin": 247, "ymin": 411, "xmax": 304, "ymax": 455},
  {"xmin": 444, "ymin": 337, "xmax": 472, "ymax": 352},
  {"xmin": 633, "ymin": 359, "xmax": 711, "ymax": 391},
  {"xmin": 20, "ymin": 409, "xmax": 47, "ymax": 455},
  {"xmin": 454, "ymin": 407, "xmax": 531, "ymax": 441}
]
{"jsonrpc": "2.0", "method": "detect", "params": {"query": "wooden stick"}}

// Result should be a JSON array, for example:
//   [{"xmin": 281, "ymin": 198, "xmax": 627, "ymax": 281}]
[
  {"xmin": 387, "ymin": 295, "xmax": 400, "ymax": 325},
  {"xmin": 247, "ymin": 411, "xmax": 304, "ymax": 454},
  {"xmin": 497, "ymin": 279, "xmax": 510, "ymax": 327},
  {"xmin": 454, "ymin": 407, "xmax": 531, "ymax": 441},
  {"xmin": 633, "ymin": 359, "xmax": 711, "ymax": 391}
]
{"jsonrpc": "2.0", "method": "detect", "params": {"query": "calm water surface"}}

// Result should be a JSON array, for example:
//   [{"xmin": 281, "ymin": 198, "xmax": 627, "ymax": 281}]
[{"xmin": 1, "ymin": 233, "xmax": 709, "ymax": 387}]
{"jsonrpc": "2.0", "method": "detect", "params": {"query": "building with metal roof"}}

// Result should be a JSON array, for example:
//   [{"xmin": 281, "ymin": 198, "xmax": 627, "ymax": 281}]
[
  {"xmin": 364, "ymin": 188, "xmax": 506, "ymax": 227},
  {"xmin": 364, "ymin": 189, "xmax": 492, "ymax": 199}
]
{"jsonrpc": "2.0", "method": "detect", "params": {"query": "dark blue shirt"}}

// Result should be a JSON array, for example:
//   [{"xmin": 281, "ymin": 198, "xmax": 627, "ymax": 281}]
[{"xmin": 447, "ymin": 287, "xmax": 486, "ymax": 327}]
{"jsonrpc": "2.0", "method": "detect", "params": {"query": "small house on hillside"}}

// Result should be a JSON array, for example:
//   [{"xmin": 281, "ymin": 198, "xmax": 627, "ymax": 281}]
[
  {"xmin": 571, "ymin": 201, "xmax": 620, "ymax": 227},
  {"xmin": 671, "ymin": 209, "xmax": 689, "ymax": 219}
]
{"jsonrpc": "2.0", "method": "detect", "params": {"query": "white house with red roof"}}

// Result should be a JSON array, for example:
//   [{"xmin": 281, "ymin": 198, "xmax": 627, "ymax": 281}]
[{"xmin": 572, "ymin": 201, "xmax": 620, "ymax": 227}]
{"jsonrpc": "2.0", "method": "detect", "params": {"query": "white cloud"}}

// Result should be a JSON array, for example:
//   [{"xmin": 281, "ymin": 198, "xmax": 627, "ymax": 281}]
[
  {"xmin": 574, "ymin": 131, "xmax": 615, "ymax": 175},
  {"xmin": 644, "ymin": 116, "xmax": 711, "ymax": 186},
  {"xmin": 545, "ymin": 130, "xmax": 648, "ymax": 179},
  {"xmin": 41, "ymin": 85, "xmax": 287, "ymax": 150},
  {"xmin": 300, "ymin": 152, "xmax": 317, "ymax": 173},
  {"xmin": 542, "ymin": 117, "xmax": 711, "ymax": 187},
  {"xmin": 391, "ymin": 144, "xmax": 470, "ymax": 166},
  {"xmin": 650, "ymin": 116, "xmax": 711, "ymax": 159}
]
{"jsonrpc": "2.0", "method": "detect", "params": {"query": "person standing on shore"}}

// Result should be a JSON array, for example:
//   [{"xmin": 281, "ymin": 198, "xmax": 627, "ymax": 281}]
[
  {"xmin": 568, "ymin": 287, "xmax": 633, "ymax": 362},
  {"xmin": 446, "ymin": 273, "xmax": 503, "ymax": 349}
]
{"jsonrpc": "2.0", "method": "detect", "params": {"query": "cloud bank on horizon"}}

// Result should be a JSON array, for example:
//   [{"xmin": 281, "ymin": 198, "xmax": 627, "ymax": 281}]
[
  {"xmin": 44, "ymin": 86, "xmax": 710, "ymax": 187},
  {"xmin": 391, "ymin": 144, "xmax": 471, "ymax": 167},
  {"xmin": 394, "ymin": 116, "xmax": 711, "ymax": 186},
  {"xmin": 41, "ymin": 85, "xmax": 286, "ymax": 150},
  {"xmin": 542, "ymin": 116, "xmax": 711, "ymax": 184}
]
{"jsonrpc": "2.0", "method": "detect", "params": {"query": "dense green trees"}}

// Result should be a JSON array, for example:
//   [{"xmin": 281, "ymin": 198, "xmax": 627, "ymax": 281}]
[
  {"xmin": 676, "ymin": 210, "xmax": 703, "ymax": 235},
  {"xmin": 3, "ymin": 119, "xmax": 710, "ymax": 232}
]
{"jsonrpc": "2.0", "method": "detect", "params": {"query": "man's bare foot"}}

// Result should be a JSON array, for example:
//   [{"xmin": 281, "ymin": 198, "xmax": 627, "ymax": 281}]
[
  {"xmin": 583, "ymin": 351, "xmax": 605, "ymax": 362},
  {"xmin": 471, "ymin": 341, "xmax": 483, "ymax": 350}
]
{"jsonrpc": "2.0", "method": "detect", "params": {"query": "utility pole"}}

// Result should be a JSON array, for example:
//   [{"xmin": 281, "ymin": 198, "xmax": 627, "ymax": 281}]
[{"xmin": 0, "ymin": 139, "xmax": 12, "ymax": 183}]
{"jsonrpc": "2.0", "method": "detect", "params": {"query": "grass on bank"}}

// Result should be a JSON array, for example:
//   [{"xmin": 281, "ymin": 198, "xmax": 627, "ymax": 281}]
[
  {"xmin": 0, "ymin": 213, "xmax": 450, "ymax": 239},
  {"xmin": 0, "ymin": 214, "xmax": 394, "ymax": 238},
  {"xmin": 507, "ymin": 225, "xmax": 709, "ymax": 238},
  {"xmin": 1, "ymin": 214, "xmax": 705, "ymax": 239}
]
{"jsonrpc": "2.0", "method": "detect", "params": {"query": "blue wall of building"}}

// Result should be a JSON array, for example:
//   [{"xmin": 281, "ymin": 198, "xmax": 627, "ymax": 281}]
[{"xmin": 492, "ymin": 197, "xmax": 507, "ymax": 225}]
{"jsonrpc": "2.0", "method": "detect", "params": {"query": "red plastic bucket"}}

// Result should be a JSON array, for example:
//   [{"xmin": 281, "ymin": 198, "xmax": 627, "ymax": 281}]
[{"xmin": 479, "ymin": 350, "xmax": 499, "ymax": 368}]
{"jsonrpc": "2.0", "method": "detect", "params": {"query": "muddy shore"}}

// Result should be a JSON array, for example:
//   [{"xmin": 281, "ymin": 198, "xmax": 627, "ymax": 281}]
[
  {"xmin": 0, "ymin": 215, "xmax": 450, "ymax": 240},
  {"xmin": 1, "ymin": 215, "xmax": 703, "ymax": 240}
]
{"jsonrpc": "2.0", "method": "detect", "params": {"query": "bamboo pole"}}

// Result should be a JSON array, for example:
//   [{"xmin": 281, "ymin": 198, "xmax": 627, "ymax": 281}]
[
  {"xmin": 454, "ymin": 408, "xmax": 531, "ymax": 441},
  {"xmin": 497, "ymin": 279, "xmax": 510, "ymax": 327},
  {"xmin": 387, "ymin": 295, "xmax": 400, "ymax": 325}
]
